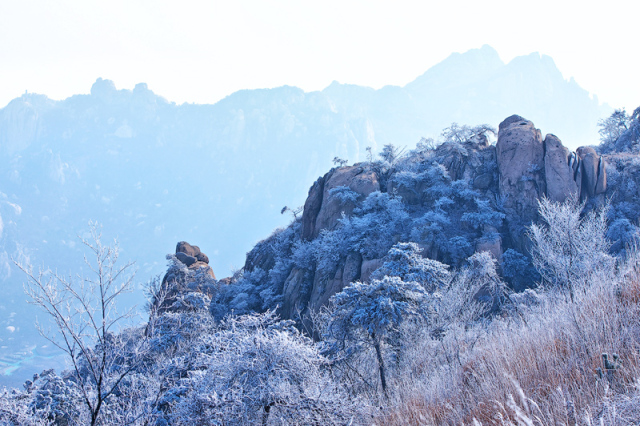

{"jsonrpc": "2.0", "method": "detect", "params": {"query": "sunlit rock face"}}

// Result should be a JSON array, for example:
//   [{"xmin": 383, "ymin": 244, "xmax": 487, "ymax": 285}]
[{"xmin": 302, "ymin": 165, "xmax": 380, "ymax": 241}]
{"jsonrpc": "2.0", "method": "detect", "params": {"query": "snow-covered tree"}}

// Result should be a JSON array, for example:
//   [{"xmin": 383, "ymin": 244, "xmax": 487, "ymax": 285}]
[
  {"xmin": 440, "ymin": 123, "xmax": 496, "ymax": 147},
  {"xmin": 437, "ymin": 251, "xmax": 507, "ymax": 327},
  {"xmin": 168, "ymin": 311, "xmax": 363, "ymax": 425},
  {"xmin": 371, "ymin": 242, "xmax": 450, "ymax": 292},
  {"xmin": 529, "ymin": 195, "xmax": 614, "ymax": 302},
  {"xmin": 598, "ymin": 108, "xmax": 630, "ymax": 149},
  {"xmin": 321, "ymin": 276, "xmax": 432, "ymax": 397}
]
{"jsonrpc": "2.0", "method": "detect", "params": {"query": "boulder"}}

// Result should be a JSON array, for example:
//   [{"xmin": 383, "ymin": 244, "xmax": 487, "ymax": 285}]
[
  {"xmin": 176, "ymin": 241, "xmax": 200, "ymax": 257},
  {"xmin": 175, "ymin": 252, "xmax": 197, "ymax": 267},
  {"xmin": 156, "ymin": 244, "xmax": 217, "ymax": 315},
  {"xmin": 167, "ymin": 241, "xmax": 216, "ymax": 287},
  {"xmin": 576, "ymin": 146, "xmax": 597, "ymax": 158},
  {"xmin": 576, "ymin": 146, "xmax": 607, "ymax": 198},
  {"xmin": 473, "ymin": 173, "xmax": 494, "ymax": 190},
  {"xmin": 581, "ymin": 152, "xmax": 600, "ymax": 198},
  {"xmin": 544, "ymin": 134, "xmax": 578, "ymax": 202},
  {"xmin": 496, "ymin": 115, "xmax": 546, "ymax": 217}
]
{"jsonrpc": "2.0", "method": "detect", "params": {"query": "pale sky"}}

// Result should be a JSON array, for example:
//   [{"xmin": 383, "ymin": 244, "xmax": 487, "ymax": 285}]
[{"xmin": 1, "ymin": 0, "xmax": 639, "ymax": 111}]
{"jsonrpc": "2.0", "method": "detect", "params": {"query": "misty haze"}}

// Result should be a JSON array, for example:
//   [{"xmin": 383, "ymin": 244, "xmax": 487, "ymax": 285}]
[{"xmin": 1, "ymin": 1, "xmax": 640, "ymax": 424}]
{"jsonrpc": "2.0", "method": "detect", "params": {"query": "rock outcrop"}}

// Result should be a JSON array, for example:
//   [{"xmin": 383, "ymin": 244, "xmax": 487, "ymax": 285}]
[
  {"xmin": 301, "ymin": 165, "xmax": 379, "ymax": 240},
  {"xmin": 308, "ymin": 251, "xmax": 362, "ymax": 314},
  {"xmin": 281, "ymin": 116, "xmax": 609, "ymax": 320},
  {"xmin": 496, "ymin": 115, "xmax": 607, "ymax": 249},
  {"xmin": 496, "ymin": 115, "xmax": 546, "ymax": 227},
  {"xmin": 577, "ymin": 147, "xmax": 607, "ymax": 199},
  {"xmin": 173, "ymin": 241, "xmax": 216, "ymax": 280},
  {"xmin": 156, "ymin": 242, "xmax": 216, "ymax": 314},
  {"xmin": 212, "ymin": 114, "xmax": 612, "ymax": 326},
  {"xmin": 544, "ymin": 134, "xmax": 579, "ymax": 202}
]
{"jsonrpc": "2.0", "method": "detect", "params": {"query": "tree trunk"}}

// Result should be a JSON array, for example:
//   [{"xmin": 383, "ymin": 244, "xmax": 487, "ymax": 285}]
[{"xmin": 371, "ymin": 333, "xmax": 388, "ymax": 397}]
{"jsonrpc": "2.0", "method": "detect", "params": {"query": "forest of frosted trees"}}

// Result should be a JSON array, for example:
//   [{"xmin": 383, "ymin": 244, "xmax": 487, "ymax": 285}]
[{"xmin": 2, "ymin": 109, "xmax": 640, "ymax": 425}]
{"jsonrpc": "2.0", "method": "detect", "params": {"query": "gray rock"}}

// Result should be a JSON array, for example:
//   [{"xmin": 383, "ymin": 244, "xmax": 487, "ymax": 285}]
[
  {"xmin": 595, "ymin": 156, "xmax": 607, "ymax": 195},
  {"xmin": 176, "ymin": 241, "xmax": 200, "ymax": 257},
  {"xmin": 473, "ymin": 173, "xmax": 494, "ymax": 190},
  {"xmin": 281, "ymin": 267, "xmax": 312, "ymax": 320},
  {"xmin": 575, "ymin": 146, "xmax": 607, "ymax": 199},
  {"xmin": 360, "ymin": 258, "xmax": 384, "ymax": 283},
  {"xmin": 475, "ymin": 235, "xmax": 503, "ymax": 262},
  {"xmin": 196, "ymin": 252, "xmax": 209, "ymax": 264},
  {"xmin": 175, "ymin": 251, "xmax": 197, "ymax": 267},
  {"xmin": 581, "ymin": 152, "xmax": 599, "ymax": 198},
  {"xmin": 576, "ymin": 146, "xmax": 597, "ymax": 158},
  {"xmin": 301, "ymin": 175, "xmax": 326, "ymax": 240},
  {"xmin": 544, "ymin": 134, "xmax": 578, "ymax": 202},
  {"xmin": 244, "ymin": 237, "xmax": 276, "ymax": 273},
  {"xmin": 569, "ymin": 152, "xmax": 583, "ymax": 196},
  {"xmin": 308, "ymin": 251, "xmax": 362, "ymax": 314}
]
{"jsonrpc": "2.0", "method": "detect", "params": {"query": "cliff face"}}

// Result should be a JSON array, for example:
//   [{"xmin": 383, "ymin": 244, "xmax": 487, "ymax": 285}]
[{"xmin": 206, "ymin": 115, "xmax": 614, "ymax": 324}]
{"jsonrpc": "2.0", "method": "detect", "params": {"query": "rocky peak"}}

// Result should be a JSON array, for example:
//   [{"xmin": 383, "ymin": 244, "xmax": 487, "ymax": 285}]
[
  {"xmin": 155, "ymin": 242, "xmax": 216, "ymax": 314},
  {"xmin": 496, "ymin": 115, "xmax": 546, "ymax": 244}
]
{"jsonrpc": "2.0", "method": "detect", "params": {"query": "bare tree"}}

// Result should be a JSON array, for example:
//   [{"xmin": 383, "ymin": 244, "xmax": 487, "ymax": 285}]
[
  {"xmin": 333, "ymin": 156, "xmax": 349, "ymax": 167},
  {"xmin": 15, "ymin": 222, "xmax": 147, "ymax": 426}
]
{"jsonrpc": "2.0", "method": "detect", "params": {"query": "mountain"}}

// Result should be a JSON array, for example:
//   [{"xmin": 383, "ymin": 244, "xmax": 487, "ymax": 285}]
[
  {"xmin": 0, "ymin": 46, "xmax": 611, "ymax": 386},
  {"xmin": 3, "ymin": 111, "xmax": 639, "ymax": 424}
]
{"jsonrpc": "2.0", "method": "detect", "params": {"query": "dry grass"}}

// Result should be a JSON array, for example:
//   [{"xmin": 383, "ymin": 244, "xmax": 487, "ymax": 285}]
[{"xmin": 379, "ymin": 271, "xmax": 640, "ymax": 425}]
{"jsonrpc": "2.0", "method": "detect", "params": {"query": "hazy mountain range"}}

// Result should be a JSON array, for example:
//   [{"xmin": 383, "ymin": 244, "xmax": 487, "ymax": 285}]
[{"xmin": 0, "ymin": 45, "xmax": 610, "ymax": 386}]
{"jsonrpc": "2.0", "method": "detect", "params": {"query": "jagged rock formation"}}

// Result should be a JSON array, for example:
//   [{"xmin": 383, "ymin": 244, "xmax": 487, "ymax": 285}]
[
  {"xmin": 231, "ymin": 115, "xmax": 611, "ymax": 323},
  {"xmin": 496, "ymin": 115, "xmax": 606, "ymax": 250},
  {"xmin": 167, "ymin": 115, "xmax": 612, "ymax": 326}
]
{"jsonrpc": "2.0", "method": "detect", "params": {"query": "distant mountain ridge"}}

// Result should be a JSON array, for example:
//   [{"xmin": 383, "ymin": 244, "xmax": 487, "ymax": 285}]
[{"xmin": 0, "ymin": 45, "xmax": 611, "ymax": 386}]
